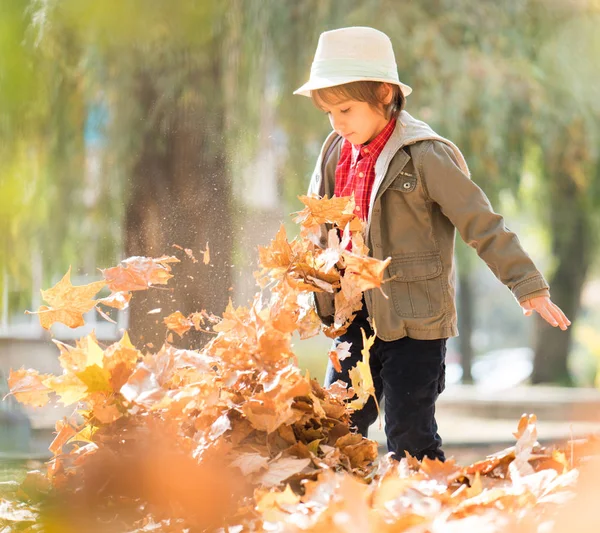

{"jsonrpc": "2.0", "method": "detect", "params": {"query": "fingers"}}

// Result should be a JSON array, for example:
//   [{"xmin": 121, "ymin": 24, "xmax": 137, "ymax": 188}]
[{"xmin": 530, "ymin": 299, "xmax": 571, "ymax": 330}]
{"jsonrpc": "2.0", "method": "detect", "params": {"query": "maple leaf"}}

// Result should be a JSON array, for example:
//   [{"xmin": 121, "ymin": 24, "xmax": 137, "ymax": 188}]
[
  {"xmin": 343, "ymin": 254, "xmax": 392, "ymax": 292},
  {"xmin": 54, "ymin": 333, "xmax": 105, "ymax": 374},
  {"xmin": 6, "ymin": 368, "xmax": 52, "ymax": 407},
  {"xmin": 294, "ymin": 195, "xmax": 360, "ymax": 231},
  {"xmin": 164, "ymin": 311, "xmax": 194, "ymax": 337},
  {"xmin": 258, "ymin": 224, "xmax": 294, "ymax": 270},
  {"xmin": 42, "ymin": 373, "xmax": 88, "ymax": 406},
  {"xmin": 76, "ymin": 364, "xmax": 112, "ymax": 393},
  {"xmin": 26, "ymin": 267, "xmax": 106, "ymax": 330},
  {"xmin": 101, "ymin": 255, "xmax": 180, "ymax": 292}
]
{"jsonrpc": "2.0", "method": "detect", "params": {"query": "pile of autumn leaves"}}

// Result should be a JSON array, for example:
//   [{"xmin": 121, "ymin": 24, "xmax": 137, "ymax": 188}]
[{"xmin": 2, "ymin": 195, "xmax": 596, "ymax": 532}]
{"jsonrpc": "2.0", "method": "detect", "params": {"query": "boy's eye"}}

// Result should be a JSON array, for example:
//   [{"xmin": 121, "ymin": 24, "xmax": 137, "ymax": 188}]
[{"xmin": 340, "ymin": 108, "xmax": 350, "ymax": 113}]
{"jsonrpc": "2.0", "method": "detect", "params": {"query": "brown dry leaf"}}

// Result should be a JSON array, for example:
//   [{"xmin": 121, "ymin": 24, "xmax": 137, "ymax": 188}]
[
  {"xmin": 294, "ymin": 195, "xmax": 357, "ymax": 230},
  {"xmin": 258, "ymin": 224, "xmax": 294, "ymax": 271},
  {"xmin": 258, "ymin": 457, "xmax": 312, "ymax": 488},
  {"xmin": 419, "ymin": 457, "xmax": 461, "ymax": 485},
  {"xmin": 6, "ymin": 368, "xmax": 52, "ymax": 407},
  {"xmin": 231, "ymin": 453, "xmax": 270, "ymax": 476},
  {"xmin": 164, "ymin": 311, "xmax": 193, "ymax": 337},
  {"xmin": 102, "ymin": 255, "xmax": 180, "ymax": 292},
  {"xmin": 343, "ymin": 254, "xmax": 392, "ymax": 292},
  {"xmin": 26, "ymin": 267, "xmax": 106, "ymax": 329},
  {"xmin": 172, "ymin": 243, "xmax": 199, "ymax": 263}
]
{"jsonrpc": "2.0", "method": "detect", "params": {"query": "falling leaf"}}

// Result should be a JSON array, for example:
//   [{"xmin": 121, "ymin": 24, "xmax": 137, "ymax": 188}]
[
  {"xmin": 347, "ymin": 328, "xmax": 377, "ymax": 411},
  {"xmin": 49, "ymin": 419, "xmax": 77, "ymax": 455},
  {"xmin": 6, "ymin": 368, "xmax": 51, "ymax": 407},
  {"xmin": 26, "ymin": 267, "xmax": 106, "ymax": 329},
  {"xmin": 203, "ymin": 242, "xmax": 210, "ymax": 265},
  {"xmin": 97, "ymin": 290, "xmax": 132, "ymax": 310},
  {"xmin": 343, "ymin": 254, "xmax": 392, "ymax": 292},
  {"xmin": 102, "ymin": 255, "xmax": 180, "ymax": 292},
  {"xmin": 164, "ymin": 311, "xmax": 193, "ymax": 337},
  {"xmin": 147, "ymin": 308, "xmax": 162, "ymax": 315},
  {"xmin": 327, "ymin": 341, "xmax": 353, "ymax": 373}
]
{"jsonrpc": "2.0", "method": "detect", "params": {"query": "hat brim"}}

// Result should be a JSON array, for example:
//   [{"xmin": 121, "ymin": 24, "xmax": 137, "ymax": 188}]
[{"xmin": 293, "ymin": 76, "xmax": 412, "ymax": 98}]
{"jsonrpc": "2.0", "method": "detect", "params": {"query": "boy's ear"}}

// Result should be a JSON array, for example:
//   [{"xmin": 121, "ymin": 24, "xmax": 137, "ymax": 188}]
[{"xmin": 379, "ymin": 83, "xmax": 394, "ymax": 105}]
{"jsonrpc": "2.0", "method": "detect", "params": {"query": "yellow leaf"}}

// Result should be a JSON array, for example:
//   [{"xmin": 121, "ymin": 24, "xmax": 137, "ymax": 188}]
[
  {"xmin": 27, "ymin": 267, "xmax": 106, "ymax": 330},
  {"xmin": 76, "ymin": 364, "xmax": 112, "ymax": 393},
  {"xmin": 42, "ymin": 373, "xmax": 88, "ymax": 406},
  {"xmin": 347, "ymin": 328, "xmax": 377, "ymax": 411}
]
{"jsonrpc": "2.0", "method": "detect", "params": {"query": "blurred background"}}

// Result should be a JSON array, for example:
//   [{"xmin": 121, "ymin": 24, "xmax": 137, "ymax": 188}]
[{"xmin": 1, "ymin": 0, "xmax": 600, "ymax": 460}]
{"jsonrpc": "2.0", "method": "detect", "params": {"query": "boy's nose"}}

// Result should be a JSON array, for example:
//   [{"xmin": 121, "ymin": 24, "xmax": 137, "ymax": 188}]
[{"xmin": 330, "ymin": 117, "xmax": 346, "ymax": 134}]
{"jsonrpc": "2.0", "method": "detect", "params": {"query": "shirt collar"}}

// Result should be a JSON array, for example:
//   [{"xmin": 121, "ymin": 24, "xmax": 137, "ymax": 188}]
[{"xmin": 350, "ymin": 118, "xmax": 397, "ymax": 164}]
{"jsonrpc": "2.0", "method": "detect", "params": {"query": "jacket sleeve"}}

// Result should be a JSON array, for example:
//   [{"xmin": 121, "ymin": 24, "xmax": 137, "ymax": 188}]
[{"xmin": 421, "ymin": 140, "xmax": 550, "ymax": 304}]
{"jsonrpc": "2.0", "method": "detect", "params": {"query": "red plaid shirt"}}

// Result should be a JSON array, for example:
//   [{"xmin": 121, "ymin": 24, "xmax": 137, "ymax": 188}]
[{"xmin": 334, "ymin": 118, "xmax": 397, "ymax": 220}]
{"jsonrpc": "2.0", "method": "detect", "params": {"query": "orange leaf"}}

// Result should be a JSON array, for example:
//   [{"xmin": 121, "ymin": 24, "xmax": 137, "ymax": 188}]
[
  {"xmin": 294, "ymin": 195, "xmax": 356, "ymax": 230},
  {"xmin": 101, "ymin": 255, "xmax": 180, "ymax": 292},
  {"xmin": 343, "ymin": 254, "xmax": 391, "ymax": 292},
  {"xmin": 97, "ymin": 291, "xmax": 132, "ymax": 310},
  {"xmin": 27, "ymin": 267, "xmax": 106, "ymax": 330},
  {"xmin": 164, "ymin": 311, "xmax": 193, "ymax": 337},
  {"xmin": 49, "ymin": 419, "xmax": 77, "ymax": 455},
  {"xmin": 7, "ymin": 368, "xmax": 52, "ymax": 407}
]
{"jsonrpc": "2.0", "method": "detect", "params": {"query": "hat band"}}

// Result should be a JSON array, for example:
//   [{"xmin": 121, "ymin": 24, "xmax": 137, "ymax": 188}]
[{"xmin": 310, "ymin": 58, "xmax": 399, "ymax": 82}]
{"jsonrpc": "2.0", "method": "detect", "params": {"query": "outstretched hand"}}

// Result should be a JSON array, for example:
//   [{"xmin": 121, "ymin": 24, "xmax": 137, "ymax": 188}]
[{"xmin": 520, "ymin": 296, "xmax": 571, "ymax": 330}]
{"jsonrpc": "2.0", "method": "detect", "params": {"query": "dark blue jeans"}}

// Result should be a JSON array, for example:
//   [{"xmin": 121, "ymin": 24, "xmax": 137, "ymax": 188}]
[{"xmin": 324, "ymin": 304, "xmax": 447, "ymax": 461}]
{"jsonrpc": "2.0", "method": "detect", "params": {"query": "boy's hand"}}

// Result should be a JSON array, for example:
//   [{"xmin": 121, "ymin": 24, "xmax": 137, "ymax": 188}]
[{"xmin": 520, "ymin": 296, "xmax": 571, "ymax": 330}]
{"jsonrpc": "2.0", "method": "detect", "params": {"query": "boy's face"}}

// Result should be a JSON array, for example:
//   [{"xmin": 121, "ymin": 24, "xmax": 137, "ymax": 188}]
[{"xmin": 319, "ymin": 91, "xmax": 391, "ymax": 146}]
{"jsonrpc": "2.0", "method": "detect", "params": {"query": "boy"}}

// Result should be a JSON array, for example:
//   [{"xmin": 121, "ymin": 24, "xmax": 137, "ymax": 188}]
[{"xmin": 293, "ymin": 27, "xmax": 570, "ymax": 461}]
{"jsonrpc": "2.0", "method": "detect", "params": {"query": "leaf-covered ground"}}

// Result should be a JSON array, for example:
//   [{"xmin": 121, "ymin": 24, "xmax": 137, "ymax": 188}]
[{"xmin": 3, "ymin": 195, "xmax": 600, "ymax": 532}]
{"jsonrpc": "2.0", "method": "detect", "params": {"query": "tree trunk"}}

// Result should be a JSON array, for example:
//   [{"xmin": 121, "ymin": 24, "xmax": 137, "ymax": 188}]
[
  {"xmin": 531, "ymin": 208, "xmax": 590, "ymax": 384},
  {"xmin": 531, "ymin": 149, "xmax": 593, "ymax": 384},
  {"xmin": 457, "ymin": 269, "xmax": 475, "ymax": 383},
  {"xmin": 455, "ymin": 239, "xmax": 477, "ymax": 384},
  {"xmin": 125, "ymin": 54, "xmax": 233, "ymax": 350}
]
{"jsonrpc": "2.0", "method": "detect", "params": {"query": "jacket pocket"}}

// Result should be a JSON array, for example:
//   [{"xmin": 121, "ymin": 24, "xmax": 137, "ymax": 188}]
[
  {"xmin": 388, "ymin": 172, "xmax": 417, "ymax": 193},
  {"xmin": 388, "ymin": 252, "xmax": 445, "ymax": 318}
]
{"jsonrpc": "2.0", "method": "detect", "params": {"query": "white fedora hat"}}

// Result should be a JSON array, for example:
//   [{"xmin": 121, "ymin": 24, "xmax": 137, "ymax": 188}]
[{"xmin": 293, "ymin": 26, "xmax": 412, "ymax": 98}]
